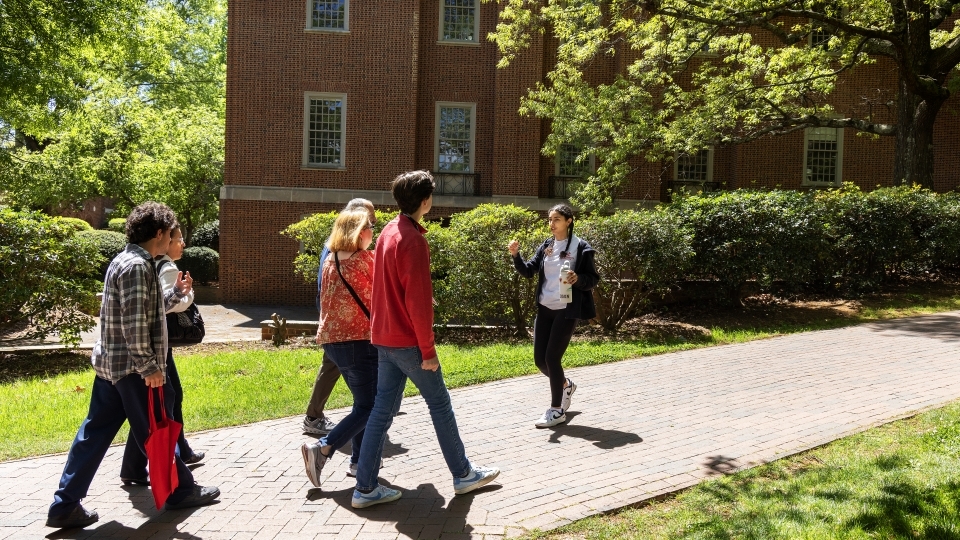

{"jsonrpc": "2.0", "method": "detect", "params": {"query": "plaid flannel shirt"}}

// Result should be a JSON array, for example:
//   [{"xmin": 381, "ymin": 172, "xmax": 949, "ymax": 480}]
[{"xmin": 92, "ymin": 244, "xmax": 184, "ymax": 383}]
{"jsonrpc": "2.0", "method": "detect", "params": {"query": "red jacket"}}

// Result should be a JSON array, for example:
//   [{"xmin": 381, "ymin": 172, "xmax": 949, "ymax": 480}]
[{"xmin": 370, "ymin": 215, "xmax": 437, "ymax": 360}]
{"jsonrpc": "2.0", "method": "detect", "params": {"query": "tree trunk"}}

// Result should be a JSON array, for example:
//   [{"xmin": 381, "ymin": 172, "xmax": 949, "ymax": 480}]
[{"xmin": 893, "ymin": 78, "xmax": 945, "ymax": 189}]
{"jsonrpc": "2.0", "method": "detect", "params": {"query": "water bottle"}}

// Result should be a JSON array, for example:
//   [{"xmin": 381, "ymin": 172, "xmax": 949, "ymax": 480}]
[{"xmin": 559, "ymin": 260, "xmax": 573, "ymax": 303}]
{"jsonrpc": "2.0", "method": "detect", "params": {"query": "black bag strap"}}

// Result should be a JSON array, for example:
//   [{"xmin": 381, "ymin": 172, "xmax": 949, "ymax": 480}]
[{"xmin": 334, "ymin": 251, "xmax": 370, "ymax": 319}]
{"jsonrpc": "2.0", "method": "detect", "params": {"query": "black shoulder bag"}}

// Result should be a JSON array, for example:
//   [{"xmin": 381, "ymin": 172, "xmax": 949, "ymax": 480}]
[
  {"xmin": 334, "ymin": 252, "xmax": 370, "ymax": 319},
  {"xmin": 158, "ymin": 260, "xmax": 205, "ymax": 346}
]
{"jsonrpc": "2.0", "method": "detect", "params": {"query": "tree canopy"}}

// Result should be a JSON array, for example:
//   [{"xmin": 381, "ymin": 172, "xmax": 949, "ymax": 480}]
[{"xmin": 491, "ymin": 0, "xmax": 960, "ymax": 211}]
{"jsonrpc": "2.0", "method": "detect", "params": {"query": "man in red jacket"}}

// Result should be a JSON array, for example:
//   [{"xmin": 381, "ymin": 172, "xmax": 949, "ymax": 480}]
[{"xmin": 350, "ymin": 170, "xmax": 500, "ymax": 509}]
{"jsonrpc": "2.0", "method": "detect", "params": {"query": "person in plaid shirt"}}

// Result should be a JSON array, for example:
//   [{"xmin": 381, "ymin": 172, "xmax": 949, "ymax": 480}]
[{"xmin": 46, "ymin": 202, "xmax": 220, "ymax": 530}]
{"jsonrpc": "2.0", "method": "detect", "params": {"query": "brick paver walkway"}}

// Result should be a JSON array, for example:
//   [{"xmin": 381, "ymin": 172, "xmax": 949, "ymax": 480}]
[{"xmin": 3, "ymin": 312, "xmax": 960, "ymax": 539}]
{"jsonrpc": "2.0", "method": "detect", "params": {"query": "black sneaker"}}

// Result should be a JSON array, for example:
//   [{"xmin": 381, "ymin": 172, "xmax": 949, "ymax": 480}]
[
  {"xmin": 46, "ymin": 504, "xmax": 99, "ymax": 528},
  {"xmin": 120, "ymin": 476, "xmax": 150, "ymax": 486},
  {"xmin": 183, "ymin": 451, "xmax": 206, "ymax": 465},
  {"xmin": 164, "ymin": 485, "xmax": 221, "ymax": 510}
]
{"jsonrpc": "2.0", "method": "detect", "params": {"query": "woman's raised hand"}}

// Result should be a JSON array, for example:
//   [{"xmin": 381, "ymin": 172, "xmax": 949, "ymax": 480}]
[{"xmin": 508, "ymin": 239, "xmax": 519, "ymax": 256}]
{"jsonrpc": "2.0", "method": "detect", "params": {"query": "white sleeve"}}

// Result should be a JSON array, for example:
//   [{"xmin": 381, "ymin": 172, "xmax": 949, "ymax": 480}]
[{"xmin": 159, "ymin": 262, "xmax": 195, "ymax": 313}]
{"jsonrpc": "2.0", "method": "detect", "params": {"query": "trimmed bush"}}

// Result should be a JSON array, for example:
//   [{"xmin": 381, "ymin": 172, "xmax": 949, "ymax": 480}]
[
  {"xmin": 75, "ymin": 230, "xmax": 128, "ymax": 279},
  {"xmin": 179, "ymin": 246, "xmax": 219, "ymax": 285},
  {"xmin": 439, "ymin": 204, "xmax": 547, "ymax": 332},
  {"xmin": 55, "ymin": 217, "xmax": 93, "ymax": 234},
  {"xmin": 579, "ymin": 209, "xmax": 693, "ymax": 331},
  {"xmin": 283, "ymin": 210, "xmax": 396, "ymax": 282},
  {"xmin": 0, "ymin": 209, "xmax": 102, "ymax": 345},
  {"xmin": 107, "ymin": 217, "xmax": 127, "ymax": 233},
  {"xmin": 192, "ymin": 219, "xmax": 220, "ymax": 251},
  {"xmin": 671, "ymin": 190, "xmax": 830, "ymax": 303}
]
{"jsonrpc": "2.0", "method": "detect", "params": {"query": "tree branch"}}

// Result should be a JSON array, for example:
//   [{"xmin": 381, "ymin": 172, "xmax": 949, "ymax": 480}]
[
  {"xmin": 932, "ymin": 35, "xmax": 960, "ymax": 77},
  {"xmin": 928, "ymin": 1, "xmax": 960, "ymax": 30},
  {"xmin": 779, "ymin": 8, "xmax": 897, "ymax": 43}
]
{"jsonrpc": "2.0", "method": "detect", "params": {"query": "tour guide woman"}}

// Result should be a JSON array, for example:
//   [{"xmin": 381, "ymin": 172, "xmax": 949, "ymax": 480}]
[{"xmin": 508, "ymin": 203, "xmax": 600, "ymax": 428}]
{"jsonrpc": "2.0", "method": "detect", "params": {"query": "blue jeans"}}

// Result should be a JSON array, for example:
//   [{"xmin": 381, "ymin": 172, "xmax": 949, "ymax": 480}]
[
  {"xmin": 318, "ymin": 340, "xmax": 379, "ymax": 464},
  {"xmin": 50, "ymin": 373, "xmax": 196, "ymax": 517},
  {"xmin": 355, "ymin": 346, "xmax": 471, "ymax": 491}
]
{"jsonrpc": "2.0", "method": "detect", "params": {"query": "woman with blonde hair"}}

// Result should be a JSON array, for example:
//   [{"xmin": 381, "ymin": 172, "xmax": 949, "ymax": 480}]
[{"xmin": 301, "ymin": 209, "xmax": 380, "ymax": 486}]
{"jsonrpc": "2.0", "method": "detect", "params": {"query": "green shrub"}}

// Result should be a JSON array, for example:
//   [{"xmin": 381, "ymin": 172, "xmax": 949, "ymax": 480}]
[
  {"xmin": 192, "ymin": 219, "xmax": 220, "ymax": 251},
  {"xmin": 55, "ymin": 217, "xmax": 93, "ymax": 234},
  {"xmin": 0, "ymin": 209, "xmax": 102, "ymax": 346},
  {"xmin": 282, "ymin": 210, "xmax": 395, "ymax": 282},
  {"xmin": 816, "ymin": 184, "xmax": 940, "ymax": 291},
  {"xmin": 76, "ymin": 230, "xmax": 128, "ymax": 279},
  {"xmin": 179, "ymin": 246, "xmax": 219, "ymax": 284},
  {"xmin": 671, "ymin": 190, "xmax": 830, "ymax": 302},
  {"xmin": 579, "ymin": 209, "xmax": 693, "ymax": 330},
  {"xmin": 107, "ymin": 217, "xmax": 126, "ymax": 233},
  {"xmin": 924, "ymin": 192, "xmax": 960, "ymax": 271},
  {"xmin": 440, "ymin": 204, "xmax": 547, "ymax": 332}
]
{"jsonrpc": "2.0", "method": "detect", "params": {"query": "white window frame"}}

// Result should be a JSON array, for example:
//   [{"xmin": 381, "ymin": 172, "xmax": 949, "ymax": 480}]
[
  {"xmin": 438, "ymin": 0, "xmax": 481, "ymax": 46},
  {"xmin": 673, "ymin": 147, "xmax": 714, "ymax": 182},
  {"xmin": 554, "ymin": 144, "xmax": 595, "ymax": 178},
  {"xmin": 808, "ymin": 13, "xmax": 845, "ymax": 54},
  {"xmin": 434, "ymin": 102, "xmax": 477, "ymax": 173},
  {"xmin": 305, "ymin": 0, "xmax": 349, "ymax": 33},
  {"xmin": 303, "ymin": 92, "xmax": 347, "ymax": 169},
  {"xmin": 802, "ymin": 126, "xmax": 844, "ymax": 186}
]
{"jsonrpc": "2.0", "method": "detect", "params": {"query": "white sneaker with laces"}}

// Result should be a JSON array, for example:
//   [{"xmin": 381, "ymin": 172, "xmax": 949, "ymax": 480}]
[
  {"xmin": 453, "ymin": 465, "xmax": 501, "ymax": 495},
  {"xmin": 560, "ymin": 378, "xmax": 577, "ymax": 412},
  {"xmin": 535, "ymin": 408, "xmax": 567, "ymax": 428},
  {"xmin": 300, "ymin": 442, "xmax": 329, "ymax": 487},
  {"xmin": 351, "ymin": 484, "xmax": 402, "ymax": 508},
  {"xmin": 302, "ymin": 415, "xmax": 336, "ymax": 436}
]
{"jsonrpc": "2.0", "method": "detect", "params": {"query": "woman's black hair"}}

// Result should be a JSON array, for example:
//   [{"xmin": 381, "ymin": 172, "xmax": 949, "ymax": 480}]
[{"xmin": 547, "ymin": 203, "xmax": 575, "ymax": 257}]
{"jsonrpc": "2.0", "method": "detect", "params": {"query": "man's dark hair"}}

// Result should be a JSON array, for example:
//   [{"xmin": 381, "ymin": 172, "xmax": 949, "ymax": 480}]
[
  {"xmin": 125, "ymin": 202, "xmax": 178, "ymax": 244},
  {"xmin": 391, "ymin": 170, "xmax": 435, "ymax": 215}
]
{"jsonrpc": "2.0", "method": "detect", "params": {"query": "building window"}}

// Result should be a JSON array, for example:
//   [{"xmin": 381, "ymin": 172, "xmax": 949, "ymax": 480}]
[
  {"xmin": 303, "ymin": 93, "xmax": 346, "ymax": 168},
  {"xmin": 803, "ymin": 127, "xmax": 843, "ymax": 185},
  {"xmin": 435, "ymin": 103, "xmax": 476, "ymax": 172},
  {"xmin": 307, "ymin": 0, "xmax": 348, "ymax": 31},
  {"xmin": 674, "ymin": 148, "xmax": 713, "ymax": 181},
  {"xmin": 440, "ymin": 0, "xmax": 479, "ymax": 43},
  {"xmin": 555, "ymin": 144, "xmax": 593, "ymax": 178}
]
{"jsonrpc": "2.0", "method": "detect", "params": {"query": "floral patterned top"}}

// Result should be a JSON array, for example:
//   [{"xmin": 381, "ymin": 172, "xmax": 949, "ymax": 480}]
[{"xmin": 317, "ymin": 249, "xmax": 374, "ymax": 345}]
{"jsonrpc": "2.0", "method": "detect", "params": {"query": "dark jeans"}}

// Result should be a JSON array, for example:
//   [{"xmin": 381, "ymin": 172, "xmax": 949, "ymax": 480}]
[
  {"xmin": 534, "ymin": 303, "xmax": 577, "ymax": 408},
  {"xmin": 120, "ymin": 349, "xmax": 194, "ymax": 478},
  {"xmin": 355, "ymin": 345, "xmax": 470, "ymax": 491},
  {"xmin": 306, "ymin": 352, "xmax": 342, "ymax": 419},
  {"xmin": 49, "ymin": 373, "xmax": 196, "ymax": 517},
  {"xmin": 318, "ymin": 340, "xmax": 379, "ymax": 464}
]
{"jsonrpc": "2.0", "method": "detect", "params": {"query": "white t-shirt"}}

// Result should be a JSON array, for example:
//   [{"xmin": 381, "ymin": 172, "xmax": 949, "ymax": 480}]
[{"xmin": 539, "ymin": 235, "xmax": 580, "ymax": 310}]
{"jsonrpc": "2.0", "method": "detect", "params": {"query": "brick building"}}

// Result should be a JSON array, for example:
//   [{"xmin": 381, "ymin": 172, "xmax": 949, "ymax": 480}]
[{"xmin": 222, "ymin": 1, "xmax": 960, "ymax": 305}]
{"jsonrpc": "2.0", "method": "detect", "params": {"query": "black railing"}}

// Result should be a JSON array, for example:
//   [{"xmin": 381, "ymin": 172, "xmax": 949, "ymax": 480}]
[
  {"xmin": 667, "ymin": 180, "xmax": 721, "ymax": 194},
  {"xmin": 549, "ymin": 176, "xmax": 585, "ymax": 199},
  {"xmin": 431, "ymin": 172, "xmax": 478, "ymax": 196}
]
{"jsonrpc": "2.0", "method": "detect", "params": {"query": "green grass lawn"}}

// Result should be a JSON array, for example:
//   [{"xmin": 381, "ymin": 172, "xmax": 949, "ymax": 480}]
[
  {"xmin": 3, "ymin": 285, "xmax": 960, "ymax": 462},
  {"xmin": 525, "ymin": 400, "xmax": 960, "ymax": 539}
]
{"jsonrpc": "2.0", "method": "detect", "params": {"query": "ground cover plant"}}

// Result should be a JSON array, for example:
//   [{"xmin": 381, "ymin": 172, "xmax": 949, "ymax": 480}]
[
  {"xmin": 3, "ymin": 282, "xmax": 960, "ymax": 461},
  {"xmin": 523, "ymin": 399, "xmax": 960, "ymax": 539}
]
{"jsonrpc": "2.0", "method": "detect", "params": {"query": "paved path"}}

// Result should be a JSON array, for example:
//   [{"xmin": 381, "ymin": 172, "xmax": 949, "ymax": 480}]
[{"xmin": 3, "ymin": 312, "xmax": 960, "ymax": 539}]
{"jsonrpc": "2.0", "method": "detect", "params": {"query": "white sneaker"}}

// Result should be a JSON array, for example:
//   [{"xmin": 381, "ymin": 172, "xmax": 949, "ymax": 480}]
[
  {"xmin": 535, "ymin": 408, "xmax": 567, "ymax": 428},
  {"xmin": 347, "ymin": 458, "xmax": 383, "ymax": 478},
  {"xmin": 453, "ymin": 465, "xmax": 501, "ymax": 495},
  {"xmin": 560, "ymin": 378, "xmax": 577, "ymax": 412},
  {"xmin": 300, "ymin": 442, "xmax": 329, "ymax": 487},
  {"xmin": 351, "ymin": 484, "xmax": 402, "ymax": 508}
]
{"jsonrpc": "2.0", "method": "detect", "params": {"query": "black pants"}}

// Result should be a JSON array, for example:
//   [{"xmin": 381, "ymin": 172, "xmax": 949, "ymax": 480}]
[
  {"xmin": 306, "ymin": 351, "xmax": 342, "ymax": 419},
  {"xmin": 50, "ymin": 373, "xmax": 195, "ymax": 517},
  {"xmin": 120, "ymin": 349, "xmax": 194, "ymax": 478},
  {"xmin": 533, "ymin": 303, "xmax": 577, "ymax": 408}
]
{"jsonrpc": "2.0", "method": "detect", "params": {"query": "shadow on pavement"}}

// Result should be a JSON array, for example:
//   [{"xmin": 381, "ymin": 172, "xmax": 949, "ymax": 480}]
[
  {"xmin": 867, "ymin": 312, "xmax": 960, "ymax": 342},
  {"xmin": 703, "ymin": 455, "xmax": 742, "ymax": 476},
  {"xmin": 547, "ymin": 412, "xmax": 644, "ymax": 449},
  {"xmin": 45, "ymin": 513, "xmax": 203, "ymax": 540}
]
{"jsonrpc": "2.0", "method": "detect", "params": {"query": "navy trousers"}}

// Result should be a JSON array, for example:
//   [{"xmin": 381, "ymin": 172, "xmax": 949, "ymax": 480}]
[{"xmin": 49, "ymin": 372, "xmax": 196, "ymax": 517}]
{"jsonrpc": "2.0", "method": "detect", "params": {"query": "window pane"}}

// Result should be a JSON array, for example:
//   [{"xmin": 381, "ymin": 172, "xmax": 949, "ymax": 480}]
[
  {"xmin": 676, "ymin": 149, "xmax": 710, "ymax": 181},
  {"xmin": 438, "ymin": 106, "xmax": 472, "ymax": 172},
  {"xmin": 806, "ymin": 128, "xmax": 838, "ymax": 183},
  {"xmin": 557, "ymin": 144, "xmax": 591, "ymax": 178},
  {"xmin": 312, "ymin": 0, "xmax": 346, "ymax": 29},
  {"xmin": 442, "ymin": 0, "xmax": 476, "ymax": 41},
  {"xmin": 308, "ymin": 98, "xmax": 343, "ymax": 165}
]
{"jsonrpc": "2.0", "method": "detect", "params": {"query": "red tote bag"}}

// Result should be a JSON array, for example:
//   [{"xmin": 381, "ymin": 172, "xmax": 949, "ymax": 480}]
[{"xmin": 145, "ymin": 387, "xmax": 182, "ymax": 509}]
